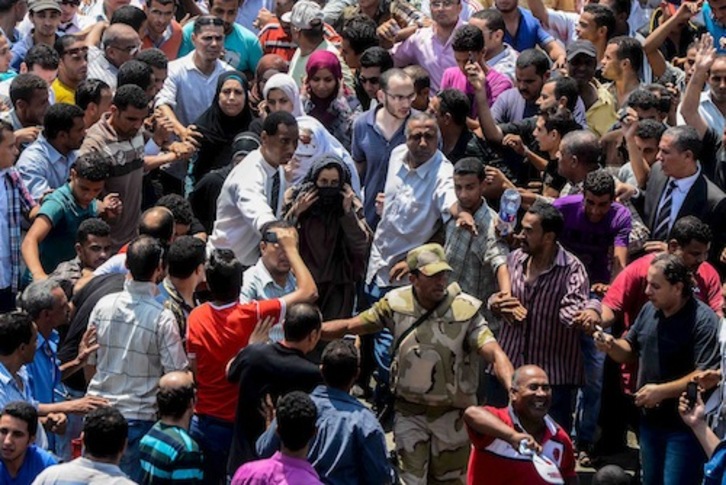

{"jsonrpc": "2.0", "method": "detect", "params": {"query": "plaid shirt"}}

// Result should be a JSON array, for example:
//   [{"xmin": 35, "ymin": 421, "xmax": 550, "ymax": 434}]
[
  {"xmin": 4, "ymin": 168, "xmax": 36, "ymax": 292},
  {"xmin": 339, "ymin": 0, "xmax": 427, "ymax": 31},
  {"xmin": 445, "ymin": 200, "xmax": 508, "ymax": 321}
]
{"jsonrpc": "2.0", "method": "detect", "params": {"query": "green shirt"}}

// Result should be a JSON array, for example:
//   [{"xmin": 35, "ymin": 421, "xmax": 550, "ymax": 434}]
[{"xmin": 37, "ymin": 183, "xmax": 97, "ymax": 274}]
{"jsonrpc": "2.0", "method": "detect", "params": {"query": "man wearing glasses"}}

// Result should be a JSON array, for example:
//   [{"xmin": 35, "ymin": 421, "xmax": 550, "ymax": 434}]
[
  {"xmin": 391, "ymin": 0, "xmax": 463, "ymax": 91},
  {"xmin": 86, "ymin": 22, "xmax": 140, "ymax": 90}
]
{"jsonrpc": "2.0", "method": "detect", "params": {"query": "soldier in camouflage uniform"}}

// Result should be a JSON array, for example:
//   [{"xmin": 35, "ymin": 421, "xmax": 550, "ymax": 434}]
[{"xmin": 322, "ymin": 243, "xmax": 514, "ymax": 484}]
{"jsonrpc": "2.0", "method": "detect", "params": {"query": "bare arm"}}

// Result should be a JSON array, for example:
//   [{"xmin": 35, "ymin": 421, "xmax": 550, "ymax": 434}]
[
  {"xmin": 21, "ymin": 215, "xmax": 52, "ymax": 281},
  {"xmin": 278, "ymin": 228, "xmax": 319, "ymax": 306},
  {"xmin": 479, "ymin": 340, "xmax": 513, "ymax": 391},
  {"xmin": 463, "ymin": 61, "xmax": 504, "ymax": 144},
  {"xmin": 680, "ymin": 33, "xmax": 715, "ymax": 139},
  {"xmin": 321, "ymin": 315, "xmax": 375, "ymax": 340},
  {"xmin": 527, "ymin": 0, "xmax": 550, "ymax": 28},
  {"xmin": 622, "ymin": 115, "xmax": 650, "ymax": 188},
  {"xmin": 596, "ymin": 334, "xmax": 638, "ymax": 364},
  {"xmin": 496, "ymin": 264, "xmax": 511, "ymax": 294},
  {"xmin": 544, "ymin": 40, "xmax": 566, "ymax": 68},
  {"xmin": 611, "ymin": 246, "xmax": 628, "ymax": 280}
]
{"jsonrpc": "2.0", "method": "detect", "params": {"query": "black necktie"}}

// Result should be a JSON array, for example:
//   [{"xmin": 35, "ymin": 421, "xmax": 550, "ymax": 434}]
[
  {"xmin": 652, "ymin": 180, "xmax": 677, "ymax": 240},
  {"xmin": 270, "ymin": 170, "xmax": 280, "ymax": 216}
]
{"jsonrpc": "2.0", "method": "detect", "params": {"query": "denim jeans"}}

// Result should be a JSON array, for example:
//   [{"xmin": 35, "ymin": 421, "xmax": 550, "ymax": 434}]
[
  {"xmin": 639, "ymin": 423, "xmax": 705, "ymax": 485},
  {"xmin": 190, "ymin": 414, "xmax": 234, "ymax": 485},
  {"xmin": 119, "ymin": 419, "xmax": 154, "ymax": 483},
  {"xmin": 549, "ymin": 385, "xmax": 577, "ymax": 435},
  {"xmin": 574, "ymin": 330, "xmax": 607, "ymax": 446}
]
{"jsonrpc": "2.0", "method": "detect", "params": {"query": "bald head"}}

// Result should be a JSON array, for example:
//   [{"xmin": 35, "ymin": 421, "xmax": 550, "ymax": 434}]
[
  {"xmin": 159, "ymin": 370, "xmax": 194, "ymax": 390},
  {"xmin": 157, "ymin": 371, "xmax": 196, "ymax": 421},
  {"xmin": 139, "ymin": 206, "xmax": 175, "ymax": 243},
  {"xmin": 102, "ymin": 24, "xmax": 140, "ymax": 67},
  {"xmin": 512, "ymin": 365, "xmax": 548, "ymax": 389}
]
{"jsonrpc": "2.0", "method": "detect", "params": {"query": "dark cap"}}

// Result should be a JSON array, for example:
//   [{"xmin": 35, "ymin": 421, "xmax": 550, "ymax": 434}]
[{"xmin": 566, "ymin": 40, "xmax": 597, "ymax": 61}]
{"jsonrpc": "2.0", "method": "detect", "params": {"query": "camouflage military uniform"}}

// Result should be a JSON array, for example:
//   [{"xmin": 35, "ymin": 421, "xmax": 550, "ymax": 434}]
[{"xmin": 359, "ymin": 282, "xmax": 496, "ymax": 484}]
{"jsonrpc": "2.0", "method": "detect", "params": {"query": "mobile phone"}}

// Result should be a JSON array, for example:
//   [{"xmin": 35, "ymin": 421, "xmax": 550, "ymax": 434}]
[
  {"xmin": 686, "ymin": 381, "xmax": 698, "ymax": 409},
  {"xmin": 264, "ymin": 231, "xmax": 278, "ymax": 243},
  {"xmin": 593, "ymin": 325, "xmax": 606, "ymax": 342},
  {"xmin": 468, "ymin": 52, "xmax": 476, "ymax": 64}
]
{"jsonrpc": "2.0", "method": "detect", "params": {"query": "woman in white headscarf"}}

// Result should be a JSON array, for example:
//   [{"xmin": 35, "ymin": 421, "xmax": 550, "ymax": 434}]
[{"xmin": 262, "ymin": 73, "xmax": 361, "ymax": 194}]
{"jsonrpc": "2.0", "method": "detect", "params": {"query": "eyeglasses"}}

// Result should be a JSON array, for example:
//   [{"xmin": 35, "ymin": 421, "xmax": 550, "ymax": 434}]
[
  {"xmin": 385, "ymin": 91, "xmax": 416, "ymax": 102},
  {"xmin": 112, "ymin": 44, "xmax": 140, "ymax": 56},
  {"xmin": 359, "ymin": 75, "xmax": 379, "ymax": 85},
  {"xmin": 431, "ymin": 0, "xmax": 458, "ymax": 7},
  {"xmin": 196, "ymin": 16, "xmax": 225, "ymax": 27}
]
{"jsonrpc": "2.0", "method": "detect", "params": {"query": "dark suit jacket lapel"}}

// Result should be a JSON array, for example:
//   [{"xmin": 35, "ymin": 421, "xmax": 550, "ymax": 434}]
[{"xmin": 677, "ymin": 175, "xmax": 707, "ymax": 219}]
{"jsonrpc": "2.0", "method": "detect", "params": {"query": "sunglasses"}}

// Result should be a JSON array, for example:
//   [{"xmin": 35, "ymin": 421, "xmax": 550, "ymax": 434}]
[
  {"xmin": 60, "ymin": 0, "xmax": 81, "ymax": 5},
  {"xmin": 359, "ymin": 75, "xmax": 379, "ymax": 85}
]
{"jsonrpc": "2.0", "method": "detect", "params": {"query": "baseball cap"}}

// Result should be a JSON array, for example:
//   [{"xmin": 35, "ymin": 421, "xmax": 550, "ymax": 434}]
[
  {"xmin": 566, "ymin": 40, "xmax": 597, "ymax": 61},
  {"xmin": 28, "ymin": 0, "xmax": 61, "ymax": 13},
  {"xmin": 281, "ymin": 0, "xmax": 324, "ymax": 30},
  {"xmin": 407, "ymin": 243, "xmax": 452, "ymax": 276}
]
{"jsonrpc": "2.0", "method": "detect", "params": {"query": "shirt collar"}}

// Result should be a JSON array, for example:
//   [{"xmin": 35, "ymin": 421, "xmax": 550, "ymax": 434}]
[
  {"xmin": 124, "ymin": 279, "xmax": 160, "ymax": 297},
  {"xmin": 401, "ymin": 149, "xmax": 443, "ymax": 179},
  {"xmin": 0, "ymin": 361, "xmax": 12, "ymax": 386},
  {"xmin": 670, "ymin": 163, "xmax": 701, "ymax": 192},
  {"xmin": 38, "ymin": 134, "xmax": 66, "ymax": 163}
]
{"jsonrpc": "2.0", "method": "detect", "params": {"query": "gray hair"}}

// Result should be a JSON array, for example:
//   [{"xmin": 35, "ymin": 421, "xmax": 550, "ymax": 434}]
[
  {"xmin": 404, "ymin": 111, "xmax": 440, "ymax": 140},
  {"xmin": 22, "ymin": 279, "xmax": 62, "ymax": 320}
]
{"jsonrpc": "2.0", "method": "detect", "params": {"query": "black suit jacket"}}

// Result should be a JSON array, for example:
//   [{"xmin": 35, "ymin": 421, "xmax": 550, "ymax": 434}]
[{"xmin": 642, "ymin": 162, "xmax": 726, "ymax": 273}]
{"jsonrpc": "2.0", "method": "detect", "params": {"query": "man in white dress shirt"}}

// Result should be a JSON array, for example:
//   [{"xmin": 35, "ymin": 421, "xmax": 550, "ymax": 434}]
[{"xmin": 208, "ymin": 111, "xmax": 299, "ymax": 268}]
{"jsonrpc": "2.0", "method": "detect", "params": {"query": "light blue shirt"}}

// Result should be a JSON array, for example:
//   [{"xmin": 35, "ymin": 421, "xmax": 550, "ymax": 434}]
[
  {"xmin": 178, "ymin": 22, "xmax": 262, "ymax": 73},
  {"xmin": 0, "ymin": 362, "xmax": 37, "ymax": 410},
  {"xmin": 0, "ymin": 168, "xmax": 10, "ymax": 288},
  {"xmin": 234, "ymin": 0, "xmax": 274, "ymax": 33},
  {"xmin": 703, "ymin": 3, "xmax": 726, "ymax": 54},
  {"xmin": 26, "ymin": 330, "xmax": 61, "ymax": 405},
  {"xmin": 240, "ymin": 258, "xmax": 296, "ymax": 342},
  {"xmin": 155, "ymin": 52, "xmax": 233, "ymax": 127},
  {"xmin": 16, "ymin": 135, "xmax": 77, "ymax": 202}
]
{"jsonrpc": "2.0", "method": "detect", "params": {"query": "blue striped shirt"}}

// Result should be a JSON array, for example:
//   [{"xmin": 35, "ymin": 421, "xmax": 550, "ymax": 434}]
[{"xmin": 139, "ymin": 421, "xmax": 204, "ymax": 484}]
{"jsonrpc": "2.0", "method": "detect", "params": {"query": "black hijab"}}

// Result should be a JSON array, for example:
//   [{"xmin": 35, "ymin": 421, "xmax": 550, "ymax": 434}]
[{"xmin": 192, "ymin": 71, "xmax": 254, "ymax": 180}]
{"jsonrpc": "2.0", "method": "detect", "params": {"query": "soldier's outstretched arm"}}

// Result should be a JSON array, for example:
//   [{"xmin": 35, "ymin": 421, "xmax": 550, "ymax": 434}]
[
  {"xmin": 321, "ymin": 316, "xmax": 371, "ymax": 341},
  {"xmin": 479, "ymin": 341, "xmax": 514, "ymax": 393}
]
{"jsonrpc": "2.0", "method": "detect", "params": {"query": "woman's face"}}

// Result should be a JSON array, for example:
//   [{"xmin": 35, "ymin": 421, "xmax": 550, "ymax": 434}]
[
  {"xmin": 316, "ymin": 167, "xmax": 340, "ymax": 187},
  {"xmin": 219, "ymin": 78, "xmax": 246, "ymax": 117},
  {"xmin": 267, "ymin": 88, "xmax": 294, "ymax": 113},
  {"xmin": 309, "ymin": 68, "xmax": 337, "ymax": 99}
]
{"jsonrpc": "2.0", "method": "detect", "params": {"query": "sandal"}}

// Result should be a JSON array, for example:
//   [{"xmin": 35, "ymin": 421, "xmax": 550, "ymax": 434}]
[{"xmin": 578, "ymin": 448, "xmax": 594, "ymax": 468}]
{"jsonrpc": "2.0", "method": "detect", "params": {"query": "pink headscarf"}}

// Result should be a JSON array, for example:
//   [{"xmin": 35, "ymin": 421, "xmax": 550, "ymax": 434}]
[{"xmin": 305, "ymin": 50, "xmax": 342, "ymax": 82}]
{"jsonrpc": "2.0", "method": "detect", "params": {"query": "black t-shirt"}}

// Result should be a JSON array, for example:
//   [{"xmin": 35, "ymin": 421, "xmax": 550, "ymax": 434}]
[
  {"xmin": 58, "ymin": 274, "xmax": 126, "ymax": 392},
  {"xmin": 226, "ymin": 342, "xmax": 323, "ymax": 474},
  {"xmin": 499, "ymin": 116, "xmax": 543, "ymax": 186},
  {"xmin": 625, "ymin": 297, "xmax": 720, "ymax": 430}
]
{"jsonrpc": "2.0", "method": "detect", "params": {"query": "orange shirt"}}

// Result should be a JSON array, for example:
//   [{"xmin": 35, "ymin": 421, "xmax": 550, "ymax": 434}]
[
  {"xmin": 187, "ymin": 298, "xmax": 284, "ymax": 422},
  {"xmin": 141, "ymin": 20, "xmax": 183, "ymax": 60}
]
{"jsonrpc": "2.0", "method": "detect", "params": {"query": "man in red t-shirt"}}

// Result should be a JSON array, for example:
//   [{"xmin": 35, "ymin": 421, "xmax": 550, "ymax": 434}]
[
  {"xmin": 598, "ymin": 215, "xmax": 723, "ymax": 454},
  {"xmin": 186, "ymin": 226, "xmax": 317, "ymax": 485},
  {"xmin": 464, "ymin": 365, "xmax": 577, "ymax": 485}
]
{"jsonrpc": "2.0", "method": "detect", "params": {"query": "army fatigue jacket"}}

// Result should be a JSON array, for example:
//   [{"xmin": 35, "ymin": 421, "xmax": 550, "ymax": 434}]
[{"xmin": 359, "ymin": 282, "xmax": 495, "ymax": 408}]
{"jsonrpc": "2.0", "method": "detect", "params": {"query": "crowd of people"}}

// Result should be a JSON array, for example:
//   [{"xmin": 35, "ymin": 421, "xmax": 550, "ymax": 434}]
[{"xmin": 0, "ymin": 0, "xmax": 723, "ymax": 482}]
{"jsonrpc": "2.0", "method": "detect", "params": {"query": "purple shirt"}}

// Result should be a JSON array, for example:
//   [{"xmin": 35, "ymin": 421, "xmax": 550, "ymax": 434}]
[
  {"xmin": 391, "ymin": 20, "xmax": 464, "ymax": 91},
  {"xmin": 440, "ymin": 66, "xmax": 513, "ymax": 118},
  {"xmin": 552, "ymin": 194, "xmax": 632, "ymax": 284},
  {"xmin": 231, "ymin": 451, "xmax": 322, "ymax": 485}
]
